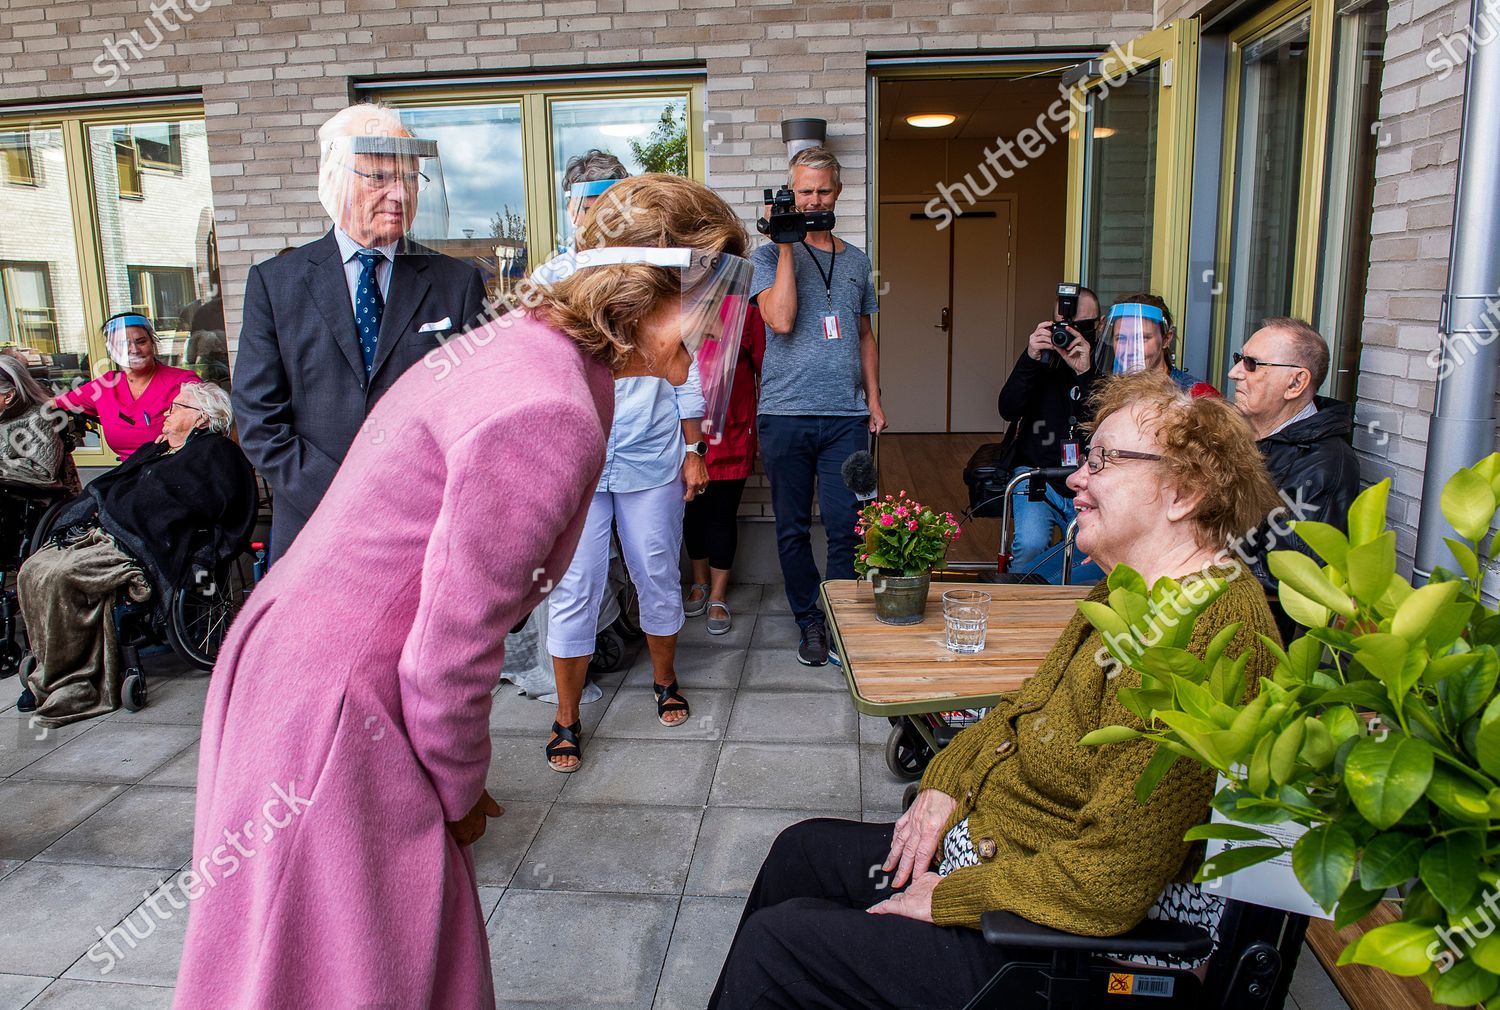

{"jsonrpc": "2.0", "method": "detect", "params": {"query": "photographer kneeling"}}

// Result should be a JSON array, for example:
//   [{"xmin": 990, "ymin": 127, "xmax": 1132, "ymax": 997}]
[{"xmin": 995, "ymin": 284, "xmax": 1103, "ymax": 583}]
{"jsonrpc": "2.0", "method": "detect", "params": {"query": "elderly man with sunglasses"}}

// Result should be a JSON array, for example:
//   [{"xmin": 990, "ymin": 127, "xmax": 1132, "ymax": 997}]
[{"xmin": 1227, "ymin": 317, "xmax": 1360, "ymax": 552}]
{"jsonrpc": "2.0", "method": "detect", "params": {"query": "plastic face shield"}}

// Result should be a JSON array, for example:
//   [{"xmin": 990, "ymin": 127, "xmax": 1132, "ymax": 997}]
[
  {"xmin": 1094, "ymin": 303, "xmax": 1169, "ymax": 376},
  {"xmin": 318, "ymin": 133, "xmax": 449, "ymax": 250},
  {"xmin": 553, "ymin": 246, "xmax": 753, "ymax": 434},
  {"xmin": 562, "ymin": 178, "xmax": 622, "ymax": 241},
  {"xmin": 103, "ymin": 314, "xmax": 157, "ymax": 370}
]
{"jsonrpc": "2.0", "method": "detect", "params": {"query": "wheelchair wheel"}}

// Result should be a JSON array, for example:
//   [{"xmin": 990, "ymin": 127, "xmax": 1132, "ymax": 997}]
[
  {"xmin": 168, "ymin": 558, "xmax": 250, "ymax": 672},
  {"xmin": 614, "ymin": 581, "xmax": 643, "ymax": 641},
  {"xmin": 0, "ymin": 637, "xmax": 20, "ymax": 679},
  {"xmin": 885, "ymin": 722, "xmax": 933, "ymax": 781},
  {"xmin": 590, "ymin": 626, "xmax": 626, "ymax": 674},
  {"xmin": 122, "ymin": 670, "xmax": 147, "ymax": 712},
  {"xmin": 20, "ymin": 495, "xmax": 72, "ymax": 559}
]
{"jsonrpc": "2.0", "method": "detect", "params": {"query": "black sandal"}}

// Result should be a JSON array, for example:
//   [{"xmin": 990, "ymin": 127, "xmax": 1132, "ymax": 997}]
[
  {"xmin": 653, "ymin": 680, "xmax": 690, "ymax": 727},
  {"xmin": 545, "ymin": 720, "xmax": 583, "ymax": 773}
]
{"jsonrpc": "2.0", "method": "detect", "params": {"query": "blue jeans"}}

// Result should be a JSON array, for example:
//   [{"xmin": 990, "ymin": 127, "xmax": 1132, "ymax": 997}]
[
  {"xmin": 1009, "ymin": 467, "xmax": 1103, "ymax": 584},
  {"xmin": 758, "ymin": 415, "xmax": 868, "ymax": 628}
]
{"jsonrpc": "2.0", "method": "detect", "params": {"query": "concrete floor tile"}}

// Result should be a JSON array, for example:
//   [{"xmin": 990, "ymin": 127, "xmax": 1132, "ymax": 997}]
[
  {"xmin": 759, "ymin": 586, "xmax": 792, "ymax": 614},
  {"xmin": 470, "ymin": 800, "xmax": 550, "ymax": 888},
  {"xmin": 1287, "ymin": 943, "xmax": 1352, "ymax": 1010},
  {"xmin": 860, "ymin": 712, "xmax": 896, "ymax": 746},
  {"xmin": 0, "ymin": 780, "xmax": 126, "ymax": 860},
  {"xmin": 0, "ymin": 974, "xmax": 49, "ymax": 1010},
  {"xmin": 749, "ymin": 615, "xmax": 802, "ymax": 651},
  {"xmin": 479, "ymin": 886, "xmax": 505, "ymax": 924},
  {"xmin": 484, "ymin": 735, "xmax": 569, "ymax": 804},
  {"xmin": 675, "ymin": 610, "xmax": 758, "ymax": 650},
  {"xmin": 863, "ymin": 809, "xmax": 904, "ymax": 825},
  {"xmin": 516, "ymin": 804, "xmax": 701, "ymax": 894},
  {"xmin": 595, "ymin": 687, "xmax": 733, "ymax": 742},
  {"xmin": 488, "ymin": 890, "xmax": 677, "ymax": 1009},
  {"xmin": 686, "ymin": 806, "xmax": 851, "ymax": 898},
  {"xmin": 681, "ymin": 581, "xmax": 764, "ymax": 618},
  {"xmin": 63, "ymin": 873, "xmax": 190, "ymax": 987},
  {"xmin": 0, "ymin": 860, "xmax": 21, "ymax": 882},
  {"xmin": 37, "ymin": 786, "xmax": 196, "ymax": 870},
  {"xmin": 652, "ymin": 895, "xmax": 743, "ymax": 1010},
  {"xmin": 13, "ymin": 725, "xmax": 199, "ymax": 786},
  {"xmin": 861, "ymin": 743, "xmax": 916, "ymax": 812},
  {"xmin": 0, "ymin": 712, "xmax": 98, "ymax": 778},
  {"xmin": 624, "ymin": 644, "xmax": 747, "ymax": 691},
  {"xmin": 559, "ymin": 739, "xmax": 720, "ymax": 807},
  {"xmin": 141, "ymin": 743, "xmax": 199, "ymax": 788},
  {"xmin": 23, "ymin": 980, "xmax": 174, "ymax": 1010},
  {"xmin": 0, "ymin": 862, "xmax": 166, "ymax": 977},
  {"xmin": 710, "ymin": 743, "xmax": 861, "ymax": 811},
  {"xmin": 738, "ymin": 649, "xmax": 845, "ymax": 693},
  {"xmin": 727, "ymin": 690, "xmax": 856, "ymax": 744},
  {"xmin": 488, "ymin": 681, "xmax": 612, "ymax": 738},
  {"xmin": 122, "ymin": 675, "xmax": 211, "ymax": 726}
]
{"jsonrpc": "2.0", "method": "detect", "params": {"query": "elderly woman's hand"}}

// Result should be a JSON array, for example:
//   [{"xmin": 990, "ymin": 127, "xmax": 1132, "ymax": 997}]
[
  {"xmin": 882, "ymin": 788, "xmax": 957, "ymax": 889},
  {"xmin": 867, "ymin": 871, "xmax": 941, "ymax": 923},
  {"xmin": 446, "ymin": 789, "xmax": 504, "ymax": 847}
]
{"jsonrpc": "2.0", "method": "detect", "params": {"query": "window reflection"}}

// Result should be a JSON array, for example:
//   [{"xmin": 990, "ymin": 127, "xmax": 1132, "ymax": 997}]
[{"xmin": 1083, "ymin": 66, "xmax": 1160, "ymax": 309}]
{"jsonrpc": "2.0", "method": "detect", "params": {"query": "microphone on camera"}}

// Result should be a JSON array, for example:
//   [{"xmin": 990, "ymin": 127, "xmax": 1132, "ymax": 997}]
[{"xmin": 841, "ymin": 450, "xmax": 878, "ymax": 502}]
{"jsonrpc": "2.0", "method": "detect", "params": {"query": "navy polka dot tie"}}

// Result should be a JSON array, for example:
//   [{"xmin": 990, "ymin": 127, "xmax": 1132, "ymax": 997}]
[{"xmin": 354, "ymin": 249, "xmax": 384, "ymax": 378}]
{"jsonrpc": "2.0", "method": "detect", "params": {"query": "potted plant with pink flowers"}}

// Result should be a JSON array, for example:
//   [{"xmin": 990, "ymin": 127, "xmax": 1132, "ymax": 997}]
[{"xmin": 854, "ymin": 491, "xmax": 962, "ymax": 625}]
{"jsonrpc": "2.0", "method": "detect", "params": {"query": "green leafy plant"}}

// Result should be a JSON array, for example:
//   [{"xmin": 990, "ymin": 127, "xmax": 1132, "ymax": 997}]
[
  {"xmin": 1078, "ymin": 457, "xmax": 1500, "ymax": 1007},
  {"xmin": 853, "ymin": 492, "xmax": 961, "ymax": 577},
  {"xmin": 629, "ymin": 105, "xmax": 688, "ymax": 176}
]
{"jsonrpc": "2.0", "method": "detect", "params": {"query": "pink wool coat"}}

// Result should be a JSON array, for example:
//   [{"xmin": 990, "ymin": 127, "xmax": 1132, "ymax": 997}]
[{"xmin": 173, "ymin": 315, "xmax": 612, "ymax": 1010}]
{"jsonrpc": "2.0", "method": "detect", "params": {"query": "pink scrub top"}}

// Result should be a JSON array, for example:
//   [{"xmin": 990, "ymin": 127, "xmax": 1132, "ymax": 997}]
[{"xmin": 54, "ymin": 363, "xmax": 202, "ymax": 460}]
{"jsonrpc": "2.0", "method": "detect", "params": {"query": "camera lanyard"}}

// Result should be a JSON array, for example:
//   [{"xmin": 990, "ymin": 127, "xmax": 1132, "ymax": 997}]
[{"xmin": 799, "ymin": 239, "xmax": 837, "ymax": 309}]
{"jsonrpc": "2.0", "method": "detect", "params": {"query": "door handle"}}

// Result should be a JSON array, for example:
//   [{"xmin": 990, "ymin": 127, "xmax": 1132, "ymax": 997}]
[{"xmin": 935, "ymin": 307, "xmax": 951, "ymax": 332}]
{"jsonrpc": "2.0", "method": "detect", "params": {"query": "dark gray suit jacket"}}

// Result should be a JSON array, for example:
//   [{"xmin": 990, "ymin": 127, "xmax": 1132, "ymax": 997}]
[{"xmin": 232, "ymin": 230, "xmax": 486, "ymax": 558}]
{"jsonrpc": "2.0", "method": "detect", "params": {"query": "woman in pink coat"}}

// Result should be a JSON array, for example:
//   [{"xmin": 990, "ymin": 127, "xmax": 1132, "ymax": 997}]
[{"xmin": 171, "ymin": 175, "xmax": 751, "ymax": 1010}]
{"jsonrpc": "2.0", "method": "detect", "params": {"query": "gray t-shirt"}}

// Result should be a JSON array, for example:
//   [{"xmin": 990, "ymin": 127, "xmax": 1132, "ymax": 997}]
[{"xmin": 751, "ymin": 239, "xmax": 879, "ymax": 416}]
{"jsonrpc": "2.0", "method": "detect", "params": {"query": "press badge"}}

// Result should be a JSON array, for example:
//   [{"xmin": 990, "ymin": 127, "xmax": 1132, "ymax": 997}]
[
  {"xmin": 823, "ymin": 314, "xmax": 842, "ymax": 340},
  {"xmin": 1061, "ymin": 441, "xmax": 1081, "ymax": 467}
]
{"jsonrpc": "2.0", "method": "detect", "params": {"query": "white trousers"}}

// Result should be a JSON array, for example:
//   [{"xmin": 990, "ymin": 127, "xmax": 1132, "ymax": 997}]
[{"xmin": 546, "ymin": 479, "xmax": 686, "ymax": 659}]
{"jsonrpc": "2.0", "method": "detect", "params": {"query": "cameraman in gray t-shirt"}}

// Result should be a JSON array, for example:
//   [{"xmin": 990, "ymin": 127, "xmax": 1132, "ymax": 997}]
[{"xmin": 750, "ymin": 146, "xmax": 886, "ymax": 667}]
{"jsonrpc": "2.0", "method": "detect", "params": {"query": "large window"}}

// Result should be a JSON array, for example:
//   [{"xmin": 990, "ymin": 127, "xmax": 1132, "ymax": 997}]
[
  {"xmin": 1083, "ymin": 65, "xmax": 1161, "ymax": 308},
  {"xmin": 0, "ymin": 105, "xmax": 225, "ymax": 462}
]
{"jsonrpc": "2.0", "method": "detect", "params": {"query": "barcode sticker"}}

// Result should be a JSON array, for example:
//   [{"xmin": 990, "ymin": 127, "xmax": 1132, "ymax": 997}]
[{"xmin": 1106, "ymin": 973, "xmax": 1175, "ymax": 998}]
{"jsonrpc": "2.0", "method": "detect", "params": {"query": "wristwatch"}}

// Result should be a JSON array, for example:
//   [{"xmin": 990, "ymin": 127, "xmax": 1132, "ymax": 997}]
[{"xmin": 685, "ymin": 440, "xmax": 708, "ymax": 457}]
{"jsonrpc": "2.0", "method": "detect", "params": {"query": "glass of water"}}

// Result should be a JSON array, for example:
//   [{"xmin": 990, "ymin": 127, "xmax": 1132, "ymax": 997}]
[{"xmin": 942, "ymin": 589, "xmax": 992, "ymax": 654}]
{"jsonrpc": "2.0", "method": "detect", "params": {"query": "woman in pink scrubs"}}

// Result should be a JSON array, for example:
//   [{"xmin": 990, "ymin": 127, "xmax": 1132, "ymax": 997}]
[{"xmin": 53, "ymin": 312, "xmax": 201, "ymax": 460}]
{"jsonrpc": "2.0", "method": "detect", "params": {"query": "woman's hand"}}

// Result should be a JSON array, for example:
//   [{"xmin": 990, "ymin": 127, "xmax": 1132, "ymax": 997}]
[
  {"xmin": 867, "ymin": 871, "xmax": 941, "ymax": 923},
  {"xmin": 882, "ymin": 788, "xmax": 957, "ymax": 889},
  {"xmin": 446, "ymin": 790, "xmax": 504, "ymax": 847},
  {"xmin": 682, "ymin": 453, "xmax": 709, "ymax": 501}
]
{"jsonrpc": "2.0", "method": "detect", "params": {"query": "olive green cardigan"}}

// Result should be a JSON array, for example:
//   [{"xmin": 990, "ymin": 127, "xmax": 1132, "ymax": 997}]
[{"xmin": 921, "ymin": 562, "xmax": 1278, "ymax": 935}]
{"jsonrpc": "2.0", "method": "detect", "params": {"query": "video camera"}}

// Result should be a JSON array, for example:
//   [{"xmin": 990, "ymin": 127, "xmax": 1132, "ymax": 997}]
[{"xmin": 756, "ymin": 186, "xmax": 836, "ymax": 245}]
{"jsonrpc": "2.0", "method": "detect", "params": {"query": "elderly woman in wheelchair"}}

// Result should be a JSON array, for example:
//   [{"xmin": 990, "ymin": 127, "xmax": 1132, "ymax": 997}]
[
  {"xmin": 709, "ymin": 372, "xmax": 1288, "ymax": 1010},
  {"xmin": 16, "ymin": 381, "xmax": 255, "ymax": 725}
]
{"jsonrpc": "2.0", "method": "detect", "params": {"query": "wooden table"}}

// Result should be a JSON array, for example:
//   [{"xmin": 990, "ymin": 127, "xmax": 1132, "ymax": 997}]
[{"xmin": 821, "ymin": 578, "xmax": 1091, "ymax": 718}]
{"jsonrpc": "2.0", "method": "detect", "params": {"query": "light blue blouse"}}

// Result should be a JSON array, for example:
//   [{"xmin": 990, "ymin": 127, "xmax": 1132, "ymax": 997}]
[{"xmin": 597, "ymin": 359, "xmax": 704, "ymax": 493}]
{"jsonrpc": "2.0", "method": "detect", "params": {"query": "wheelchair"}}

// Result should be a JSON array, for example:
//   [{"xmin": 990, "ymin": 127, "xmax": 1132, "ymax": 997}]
[{"xmin": 0, "ymin": 478, "xmax": 75, "ymax": 677}]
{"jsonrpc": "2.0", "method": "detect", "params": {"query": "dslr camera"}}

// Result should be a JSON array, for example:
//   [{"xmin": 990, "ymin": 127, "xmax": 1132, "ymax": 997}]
[
  {"xmin": 756, "ymin": 186, "xmax": 836, "ymax": 245},
  {"xmin": 1051, "ymin": 283, "xmax": 1081, "ymax": 348}
]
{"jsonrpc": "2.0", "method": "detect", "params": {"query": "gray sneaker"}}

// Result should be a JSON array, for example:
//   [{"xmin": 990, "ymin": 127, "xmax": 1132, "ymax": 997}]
[
  {"xmin": 706, "ymin": 600, "xmax": 732, "ymax": 636},
  {"xmin": 797, "ymin": 621, "xmax": 829, "ymax": 666}
]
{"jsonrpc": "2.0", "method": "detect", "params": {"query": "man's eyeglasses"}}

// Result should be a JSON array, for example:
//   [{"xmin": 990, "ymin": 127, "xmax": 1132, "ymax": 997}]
[
  {"xmin": 348, "ymin": 166, "xmax": 430, "ymax": 192},
  {"xmin": 1232, "ymin": 351, "xmax": 1306, "ymax": 374},
  {"xmin": 1083, "ymin": 445, "xmax": 1167, "ymax": 473}
]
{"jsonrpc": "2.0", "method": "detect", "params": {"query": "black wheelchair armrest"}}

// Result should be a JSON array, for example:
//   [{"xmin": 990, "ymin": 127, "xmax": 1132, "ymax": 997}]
[
  {"xmin": 981, "ymin": 910, "xmax": 1214, "ymax": 961},
  {"xmin": 933, "ymin": 724, "xmax": 962, "ymax": 749},
  {"xmin": 0, "ymin": 478, "xmax": 68, "ymax": 497}
]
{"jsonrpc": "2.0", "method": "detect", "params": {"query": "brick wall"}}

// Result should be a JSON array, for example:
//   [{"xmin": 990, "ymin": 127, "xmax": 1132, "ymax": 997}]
[{"xmin": 1352, "ymin": 0, "xmax": 1468, "ymax": 568}]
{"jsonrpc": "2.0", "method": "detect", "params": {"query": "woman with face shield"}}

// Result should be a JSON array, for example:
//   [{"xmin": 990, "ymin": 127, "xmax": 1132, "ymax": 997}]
[
  {"xmin": 52, "ymin": 312, "xmax": 202, "ymax": 460},
  {"xmin": 171, "ymin": 174, "xmax": 752, "ymax": 1010},
  {"xmin": 1092, "ymin": 293, "xmax": 1218, "ymax": 397}
]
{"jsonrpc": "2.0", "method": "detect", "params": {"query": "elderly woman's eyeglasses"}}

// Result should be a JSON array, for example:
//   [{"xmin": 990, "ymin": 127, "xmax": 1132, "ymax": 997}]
[
  {"xmin": 348, "ymin": 166, "xmax": 430, "ymax": 192},
  {"xmin": 1232, "ymin": 352, "xmax": 1306, "ymax": 374},
  {"xmin": 163, "ymin": 402, "xmax": 203, "ymax": 418},
  {"xmin": 1083, "ymin": 445, "xmax": 1166, "ymax": 474}
]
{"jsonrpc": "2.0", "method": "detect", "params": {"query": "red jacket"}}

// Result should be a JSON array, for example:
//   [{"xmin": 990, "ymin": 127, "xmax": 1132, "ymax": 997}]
[{"xmin": 706, "ymin": 305, "xmax": 764, "ymax": 481}]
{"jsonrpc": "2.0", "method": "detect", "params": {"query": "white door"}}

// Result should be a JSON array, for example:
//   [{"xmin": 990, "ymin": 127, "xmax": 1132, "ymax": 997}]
[
  {"xmin": 877, "ymin": 201, "xmax": 951, "ymax": 432},
  {"xmin": 951, "ymin": 202, "xmax": 1014, "ymax": 431}
]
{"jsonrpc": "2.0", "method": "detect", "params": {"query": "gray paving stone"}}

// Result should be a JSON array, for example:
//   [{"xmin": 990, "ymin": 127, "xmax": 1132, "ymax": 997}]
[
  {"xmin": 727, "ymin": 690, "xmax": 857, "ymax": 744},
  {"xmin": 1287, "ymin": 943, "xmax": 1353, "ymax": 1010},
  {"xmin": 517, "ymin": 804, "xmax": 701, "ymax": 894},
  {"xmin": 739, "ymin": 649, "xmax": 845, "ymax": 693},
  {"xmin": 141, "ymin": 742, "xmax": 199, "ymax": 788},
  {"xmin": 469, "ymin": 800, "xmax": 550, "ymax": 888},
  {"xmin": 23, "ymin": 979, "xmax": 174, "ymax": 1010},
  {"xmin": 483, "ymin": 735, "xmax": 569, "ymax": 804},
  {"xmin": 686, "ymin": 806, "xmax": 847, "ymax": 898},
  {"xmin": 13, "ymin": 725, "xmax": 199, "ymax": 785},
  {"xmin": 760, "ymin": 586, "xmax": 792, "ymax": 614},
  {"xmin": 0, "ymin": 712, "xmax": 98, "ymax": 778},
  {"xmin": 0, "ymin": 974, "xmax": 49, "ymax": 1010},
  {"xmin": 63, "ymin": 873, "xmax": 190, "ymax": 987},
  {"xmin": 488, "ymin": 890, "xmax": 677, "ymax": 1010},
  {"xmin": 0, "ymin": 780, "xmax": 126, "ymax": 860},
  {"xmin": 596, "ymin": 687, "xmax": 733, "ymax": 742},
  {"xmin": 680, "ymin": 581, "xmax": 764, "ymax": 621},
  {"xmin": 123, "ymin": 675, "xmax": 211, "ymax": 726},
  {"xmin": 37, "ymin": 786, "xmax": 196, "ymax": 870},
  {"xmin": 624, "ymin": 644, "xmax": 748, "ymax": 691},
  {"xmin": 0, "ymin": 860, "xmax": 21, "ymax": 882},
  {"xmin": 559, "ymin": 739, "xmax": 720, "ymax": 807},
  {"xmin": 488, "ymin": 681, "xmax": 613, "ymax": 737},
  {"xmin": 860, "ymin": 743, "xmax": 915, "ymax": 812},
  {"xmin": 479, "ymin": 886, "xmax": 505, "ymax": 925},
  {"xmin": 749, "ymin": 614, "xmax": 802, "ymax": 651},
  {"xmin": 652, "ymin": 895, "xmax": 743, "ymax": 1010},
  {"xmin": 710, "ymin": 743, "xmax": 861, "ymax": 812},
  {"xmin": 676, "ymin": 609, "xmax": 758, "ymax": 650},
  {"xmin": 860, "ymin": 711, "xmax": 895, "ymax": 746},
  {"xmin": 0, "ymin": 862, "xmax": 165, "ymax": 977}
]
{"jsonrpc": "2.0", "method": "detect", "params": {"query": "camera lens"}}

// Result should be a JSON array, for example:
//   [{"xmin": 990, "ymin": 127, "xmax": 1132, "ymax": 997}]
[{"xmin": 1051, "ymin": 322, "xmax": 1073, "ymax": 348}]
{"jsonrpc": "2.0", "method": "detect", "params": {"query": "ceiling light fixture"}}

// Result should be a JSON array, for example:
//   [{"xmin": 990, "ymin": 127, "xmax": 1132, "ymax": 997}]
[
  {"xmin": 1093, "ymin": 127, "xmax": 1117, "ymax": 138},
  {"xmin": 906, "ymin": 113, "xmax": 957, "ymax": 128}
]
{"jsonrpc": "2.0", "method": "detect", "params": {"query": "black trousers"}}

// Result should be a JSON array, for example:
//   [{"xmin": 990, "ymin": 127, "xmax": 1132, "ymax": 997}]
[
  {"xmin": 707, "ymin": 819, "xmax": 1015, "ymax": 1010},
  {"xmin": 684, "ymin": 477, "xmax": 749, "ymax": 571}
]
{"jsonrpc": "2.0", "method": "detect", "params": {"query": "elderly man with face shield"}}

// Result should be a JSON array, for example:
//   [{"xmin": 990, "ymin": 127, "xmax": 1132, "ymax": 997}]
[{"xmin": 232, "ymin": 102, "xmax": 486, "ymax": 561}]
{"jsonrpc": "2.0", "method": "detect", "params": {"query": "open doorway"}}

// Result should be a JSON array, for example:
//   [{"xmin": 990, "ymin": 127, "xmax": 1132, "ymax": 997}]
[{"xmin": 874, "ymin": 73, "xmax": 1073, "ymax": 563}]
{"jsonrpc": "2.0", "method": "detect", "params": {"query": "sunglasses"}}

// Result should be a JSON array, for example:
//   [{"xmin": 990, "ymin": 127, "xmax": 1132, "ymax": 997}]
[{"xmin": 1232, "ymin": 352, "xmax": 1307, "ymax": 374}]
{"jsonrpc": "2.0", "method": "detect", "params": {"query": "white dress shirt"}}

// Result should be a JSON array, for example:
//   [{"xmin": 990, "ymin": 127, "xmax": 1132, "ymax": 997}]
[{"xmin": 334, "ymin": 226, "xmax": 397, "ymax": 309}]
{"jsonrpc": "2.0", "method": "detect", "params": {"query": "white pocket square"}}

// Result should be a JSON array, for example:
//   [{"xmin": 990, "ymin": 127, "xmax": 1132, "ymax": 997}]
[{"xmin": 418, "ymin": 317, "xmax": 452, "ymax": 333}]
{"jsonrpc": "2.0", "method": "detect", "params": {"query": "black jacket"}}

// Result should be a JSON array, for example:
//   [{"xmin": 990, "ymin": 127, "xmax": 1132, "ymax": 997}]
[
  {"xmin": 996, "ymin": 350, "xmax": 1099, "ymax": 494},
  {"xmin": 1258, "ymin": 397, "xmax": 1361, "ymax": 532}
]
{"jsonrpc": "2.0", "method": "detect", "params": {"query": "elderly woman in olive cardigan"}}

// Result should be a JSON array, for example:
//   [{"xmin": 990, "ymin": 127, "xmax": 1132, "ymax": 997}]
[{"xmin": 709, "ymin": 371, "xmax": 1286, "ymax": 1010}]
